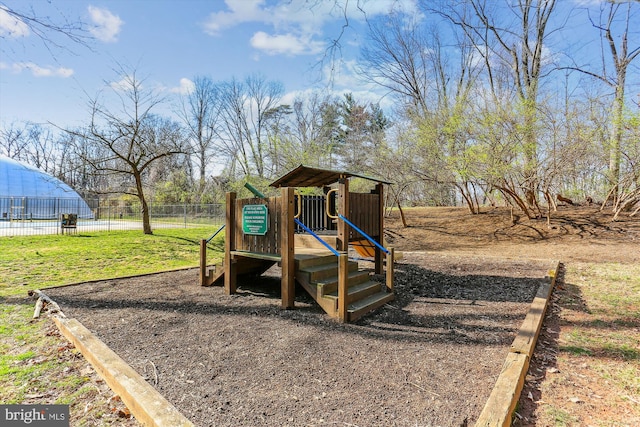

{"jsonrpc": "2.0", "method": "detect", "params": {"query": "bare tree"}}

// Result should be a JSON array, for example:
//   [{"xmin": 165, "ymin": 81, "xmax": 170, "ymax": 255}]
[
  {"xmin": 66, "ymin": 69, "xmax": 187, "ymax": 234},
  {"xmin": 0, "ymin": 122, "xmax": 62, "ymax": 176},
  {"xmin": 359, "ymin": 12, "xmax": 431, "ymax": 116},
  {"xmin": 0, "ymin": 122, "xmax": 29, "ymax": 159},
  {"xmin": 562, "ymin": 2, "xmax": 640, "ymax": 205},
  {"xmin": 214, "ymin": 75, "xmax": 283, "ymax": 179},
  {"xmin": 22, "ymin": 124, "xmax": 58, "ymax": 173},
  {"xmin": 360, "ymin": 9, "xmax": 483, "ymax": 212},
  {"xmin": 177, "ymin": 76, "xmax": 220, "ymax": 200},
  {"xmin": 265, "ymin": 91, "xmax": 345, "ymax": 173},
  {"xmin": 434, "ymin": 0, "xmax": 559, "ymax": 215},
  {"xmin": 0, "ymin": 2, "xmax": 91, "ymax": 57}
]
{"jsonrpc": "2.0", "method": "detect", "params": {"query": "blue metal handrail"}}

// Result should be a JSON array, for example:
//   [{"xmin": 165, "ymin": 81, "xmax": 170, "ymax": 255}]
[
  {"xmin": 294, "ymin": 218, "xmax": 340, "ymax": 257},
  {"xmin": 206, "ymin": 224, "xmax": 225, "ymax": 243},
  {"xmin": 337, "ymin": 213, "xmax": 390, "ymax": 255}
]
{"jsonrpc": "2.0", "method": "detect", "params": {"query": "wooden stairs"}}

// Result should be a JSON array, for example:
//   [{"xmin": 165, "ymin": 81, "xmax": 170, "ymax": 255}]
[
  {"xmin": 294, "ymin": 251, "xmax": 394, "ymax": 322},
  {"xmin": 202, "ymin": 249, "xmax": 393, "ymax": 322}
]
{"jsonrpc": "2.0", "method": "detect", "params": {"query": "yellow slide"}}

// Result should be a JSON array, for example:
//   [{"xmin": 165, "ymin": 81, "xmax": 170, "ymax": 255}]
[{"xmin": 352, "ymin": 239, "xmax": 403, "ymax": 260}]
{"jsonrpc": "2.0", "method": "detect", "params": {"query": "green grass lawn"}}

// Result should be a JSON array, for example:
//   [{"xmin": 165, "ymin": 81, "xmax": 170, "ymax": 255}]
[
  {"xmin": 0, "ymin": 228, "xmax": 223, "ymax": 423},
  {"xmin": 0, "ymin": 228, "xmax": 224, "ymax": 296},
  {"xmin": 538, "ymin": 262, "xmax": 640, "ymax": 426}
]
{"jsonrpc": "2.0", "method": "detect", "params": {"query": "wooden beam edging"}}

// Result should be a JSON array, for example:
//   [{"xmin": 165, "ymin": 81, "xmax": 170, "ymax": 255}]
[
  {"xmin": 53, "ymin": 316, "xmax": 194, "ymax": 427},
  {"xmin": 475, "ymin": 259, "xmax": 560, "ymax": 427}
]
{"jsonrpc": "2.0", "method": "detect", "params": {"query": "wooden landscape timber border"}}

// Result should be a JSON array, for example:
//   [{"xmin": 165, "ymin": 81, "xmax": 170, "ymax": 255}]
[
  {"xmin": 52, "ymin": 316, "xmax": 194, "ymax": 427},
  {"xmin": 475, "ymin": 259, "xmax": 560, "ymax": 427}
]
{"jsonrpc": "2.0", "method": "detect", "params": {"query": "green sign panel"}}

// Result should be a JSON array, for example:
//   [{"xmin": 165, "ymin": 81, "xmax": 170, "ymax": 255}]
[{"xmin": 242, "ymin": 204, "xmax": 269, "ymax": 235}]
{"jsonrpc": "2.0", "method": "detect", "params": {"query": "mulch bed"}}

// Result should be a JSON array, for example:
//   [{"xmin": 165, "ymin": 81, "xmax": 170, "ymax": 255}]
[{"xmin": 46, "ymin": 252, "xmax": 550, "ymax": 427}]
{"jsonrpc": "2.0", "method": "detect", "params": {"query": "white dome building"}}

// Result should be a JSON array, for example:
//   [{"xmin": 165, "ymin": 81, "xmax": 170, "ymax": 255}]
[{"xmin": 0, "ymin": 156, "xmax": 93, "ymax": 220}]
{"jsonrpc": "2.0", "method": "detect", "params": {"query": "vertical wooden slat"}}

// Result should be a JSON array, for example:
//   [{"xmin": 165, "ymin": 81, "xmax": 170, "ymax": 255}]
[
  {"xmin": 338, "ymin": 252, "xmax": 348, "ymax": 322},
  {"xmin": 375, "ymin": 183, "xmax": 384, "ymax": 274},
  {"xmin": 271, "ymin": 196, "xmax": 279, "ymax": 254},
  {"xmin": 281, "ymin": 187, "xmax": 295, "ymax": 309},
  {"xmin": 235, "ymin": 200, "xmax": 243, "ymax": 251},
  {"xmin": 224, "ymin": 192, "xmax": 237, "ymax": 294}
]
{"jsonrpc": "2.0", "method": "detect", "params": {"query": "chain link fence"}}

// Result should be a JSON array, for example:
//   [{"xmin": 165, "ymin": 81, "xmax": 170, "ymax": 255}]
[{"xmin": 0, "ymin": 196, "xmax": 224, "ymax": 237}]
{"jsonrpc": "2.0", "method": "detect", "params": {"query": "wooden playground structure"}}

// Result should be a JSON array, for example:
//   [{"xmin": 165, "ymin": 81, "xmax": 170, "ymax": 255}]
[{"xmin": 199, "ymin": 165, "xmax": 395, "ymax": 322}]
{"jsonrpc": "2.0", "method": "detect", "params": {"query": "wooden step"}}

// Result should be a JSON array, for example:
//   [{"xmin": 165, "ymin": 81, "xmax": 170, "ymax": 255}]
[
  {"xmin": 324, "ymin": 280, "xmax": 384, "ymax": 304},
  {"xmin": 315, "ymin": 271, "xmax": 372, "ymax": 297},
  {"xmin": 297, "ymin": 260, "xmax": 359, "ymax": 282},
  {"xmin": 347, "ymin": 291, "xmax": 395, "ymax": 322},
  {"xmin": 295, "ymin": 252, "xmax": 338, "ymax": 269}
]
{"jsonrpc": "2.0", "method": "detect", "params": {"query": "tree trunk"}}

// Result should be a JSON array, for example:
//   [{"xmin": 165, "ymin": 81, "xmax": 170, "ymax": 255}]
[
  {"xmin": 396, "ymin": 199, "xmax": 408, "ymax": 228},
  {"xmin": 608, "ymin": 81, "xmax": 625, "ymax": 205},
  {"xmin": 134, "ymin": 172, "xmax": 153, "ymax": 235}
]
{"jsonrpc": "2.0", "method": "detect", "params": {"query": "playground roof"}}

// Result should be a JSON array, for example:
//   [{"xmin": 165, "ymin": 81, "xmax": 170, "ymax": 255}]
[{"xmin": 269, "ymin": 165, "xmax": 392, "ymax": 188}]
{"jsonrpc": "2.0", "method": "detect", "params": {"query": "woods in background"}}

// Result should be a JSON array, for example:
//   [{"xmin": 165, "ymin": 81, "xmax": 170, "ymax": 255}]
[{"xmin": 2, "ymin": 0, "xmax": 638, "ymax": 223}]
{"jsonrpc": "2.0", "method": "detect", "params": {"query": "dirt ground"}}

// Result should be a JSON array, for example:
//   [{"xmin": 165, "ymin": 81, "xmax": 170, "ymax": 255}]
[{"xmin": 45, "ymin": 205, "xmax": 639, "ymax": 427}]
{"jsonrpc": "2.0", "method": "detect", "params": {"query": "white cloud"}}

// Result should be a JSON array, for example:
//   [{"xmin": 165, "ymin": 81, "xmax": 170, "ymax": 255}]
[
  {"xmin": 10, "ymin": 62, "xmax": 74, "ymax": 77},
  {"xmin": 88, "ymin": 6, "xmax": 123, "ymax": 43},
  {"xmin": 571, "ymin": 0, "xmax": 604, "ymax": 6},
  {"xmin": 0, "ymin": 6, "xmax": 30, "ymax": 37},
  {"xmin": 109, "ymin": 76, "xmax": 134, "ymax": 91},
  {"xmin": 170, "ymin": 78, "xmax": 195, "ymax": 95},
  {"xmin": 250, "ymin": 31, "xmax": 324, "ymax": 56},
  {"xmin": 204, "ymin": 0, "xmax": 420, "ymax": 56},
  {"xmin": 203, "ymin": 0, "xmax": 266, "ymax": 35}
]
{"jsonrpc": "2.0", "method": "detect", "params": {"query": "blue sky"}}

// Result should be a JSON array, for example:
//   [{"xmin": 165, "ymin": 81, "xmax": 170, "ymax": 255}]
[
  {"xmin": 1, "ymin": 0, "xmax": 417, "ymax": 128},
  {"xmin": 1, "ymin": 0, "xmax": 638, "ymax": 133}
]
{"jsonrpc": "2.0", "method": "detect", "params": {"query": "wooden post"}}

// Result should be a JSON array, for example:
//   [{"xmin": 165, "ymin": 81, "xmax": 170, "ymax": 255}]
[
  {"xmin": 386, "ymin": 247, "xmax": 394, "ymax": 293},
  {"xmin": 338, "ymin": 252, "xmax": 348, "ymax": 322},
  {"xmin": 337, "ymin": 177, "xmax": 349, "ymax": 252},
  {"xmin": 224, "ymin": 192, "xmax": 237, "ymax": 295},
  {"xmin": 199, "ymin": 239, "xmax": 207, "ymax": 286},
  {"xmin": 374, "ymin": 182, "xmax": 384, "ymax": 274},
  {"xmin": 281, "ymin": 187, "xmax": 295, "ymax": 309}
]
